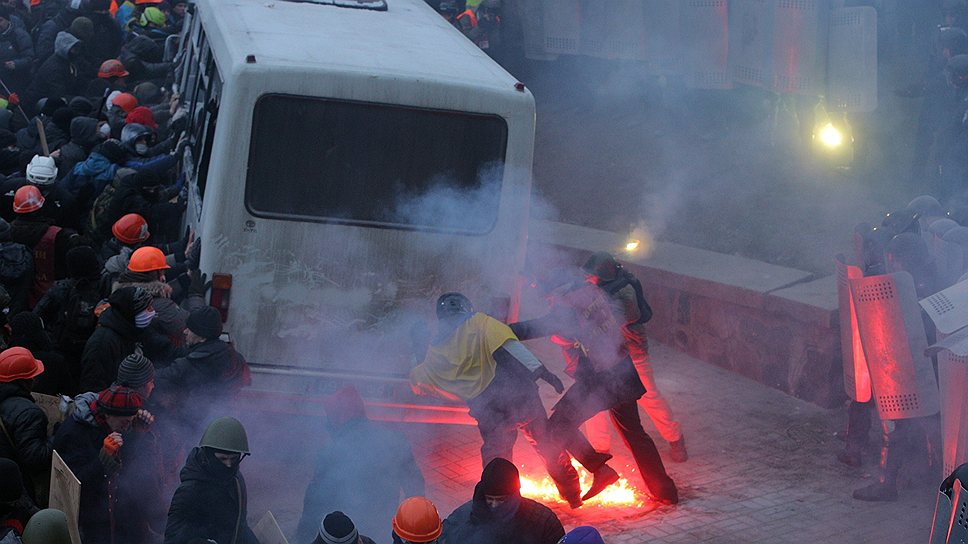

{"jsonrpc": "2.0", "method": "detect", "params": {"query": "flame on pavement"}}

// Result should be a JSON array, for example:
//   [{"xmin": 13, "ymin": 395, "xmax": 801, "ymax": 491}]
[{"xmin": 519, "ymin": 468, "xmax": 644, "ymax": 507}]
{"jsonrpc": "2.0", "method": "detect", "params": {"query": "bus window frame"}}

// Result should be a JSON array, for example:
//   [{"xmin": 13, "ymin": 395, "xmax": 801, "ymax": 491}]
[{"xmin": 178, "ymin": 17, "xmax": 222, "ymax": 201}]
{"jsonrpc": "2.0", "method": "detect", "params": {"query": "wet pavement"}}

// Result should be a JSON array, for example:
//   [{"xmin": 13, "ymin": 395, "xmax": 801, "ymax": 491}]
[{"xmin": 242, "ymin": 340, "xmax": 936, "ymax": 544}]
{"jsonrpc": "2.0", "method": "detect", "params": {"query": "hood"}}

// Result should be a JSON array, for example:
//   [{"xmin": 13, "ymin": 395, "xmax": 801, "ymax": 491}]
[
  {"xmin": 70, "ymin": 391, "xmax": 99, "ymax": 426},
  {"xmin": 53, "ymin": 31, "xmax": 80, "ymax": 60},
  {"xmin": 125, "ymin": 35, "xmax": 161, "ymax": 61},
  {"xmin": 73, "ymin": 152, "xmax": 118, "ymax": 182},
  {"xmin": 186, "ymin": 339, "xmax": 229, "ymax": 361},
  {"xmin": 0, "ymin": 382, "xmax": 31, "ymax": 405},
  {"xmin": 0, "ymin": 241, "xmax": 32, "ymax": 279},
  {"xmin": 120, "ymin": 123, "xmax": 150, "ymax": 149},
  {"xmin": 179, "ymin": 446, "xmax": 240, "ymax": 484},
  {"xmin": 103, "ymin": 246, "xmax": 133, "ymax": 276},
  {"xmin": 97, "ymin": 306, "xmax": 138, "ymax": 337},
  {"xmin": 69, "ymin": 117, "xmax": 99, "ymax": 148}
]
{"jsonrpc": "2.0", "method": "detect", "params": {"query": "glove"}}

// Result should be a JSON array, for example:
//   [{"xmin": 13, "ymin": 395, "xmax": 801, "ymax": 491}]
[
  {"xmin": 7, "ymin": 92, "xmax": 18, "ymax": 106},
  {"xmin": 188, "ymin": 270, "xmax": 212, "ymax": 298},
  {"xmin": 101, "ymin": 432, "xmax": 123, "ymax": 456},
  {"xmin": 185, "ymin": 239, "xmax": 202, "ymax": 271},
  {"xmin": 535, "ymin": 366, "xmax": 565, "ymax": 394}
]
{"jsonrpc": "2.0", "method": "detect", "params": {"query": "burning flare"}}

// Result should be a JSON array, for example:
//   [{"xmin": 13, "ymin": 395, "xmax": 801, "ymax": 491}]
[{"xmin": 519, "ymin": 468, "xmax": 644, "ymax": 507}]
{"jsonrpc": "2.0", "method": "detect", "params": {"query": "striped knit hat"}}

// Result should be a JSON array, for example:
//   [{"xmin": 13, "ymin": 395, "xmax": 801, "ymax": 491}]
[
  {"xmin": 96, "ymin": 385, "xmax": 142, "ymax": 417},
  {"xmin": 115, "ymin": 353, "xmax": 154, "ymax": 389},
  {"xmin": 318, "ymin": 511, "xmax": 359, "ymax": 544}
]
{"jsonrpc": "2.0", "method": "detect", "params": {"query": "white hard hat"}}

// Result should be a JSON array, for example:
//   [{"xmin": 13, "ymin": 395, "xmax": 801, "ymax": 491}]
[{"xmin": 25, "ymin": 155, "xmax": 57, "ymax": 186}]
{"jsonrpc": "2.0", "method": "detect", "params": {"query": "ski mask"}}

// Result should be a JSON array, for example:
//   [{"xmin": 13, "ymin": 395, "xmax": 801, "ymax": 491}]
[
  {"xmin": 134, "ymin": 307, "xmax": 156, "ymax": 328},
  {"xmin": 202, "ymin": 447, "xmax": 242, "ymax": 478}
]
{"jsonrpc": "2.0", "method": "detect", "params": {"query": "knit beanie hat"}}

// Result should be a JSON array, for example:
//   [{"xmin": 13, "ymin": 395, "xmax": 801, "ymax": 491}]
[
  {"xmin": 68, "ymin": 16, "xmax": 94, "ymax": 43},
  {"xmin": 116, "ymin": 353, "xmax": 154, "ymax": 389},
  {"xmin": 0, "ymin": 457, "xmax": 22, "ymax": 502},
  {"xmin": 0, "ymin": 217, "xmax": 10, "ymax": 242},
  {"xmin": 96, "ymin": 385, "xmax": 142, "ymax": 417},
  {"xmin": 318, "ymin": 511, "xmax": 359, "ymax": 544},
  {"xmin": 558, "ymin": 526, "xmax": 605, "ymax": 544},
  {"xmin": 66, "ymin": 245, "xmax": 101, "ymax": 279},
  {"xmin": 68, "ymin": 96, "xmax": 93, "ymax": 116},
  {"xmin": 186, "ymin": 306, "xmax": 222, "ymax": 340},
  {"xmin": 480, "ymin": 458, "xmax": 520, "ymax": 496}
]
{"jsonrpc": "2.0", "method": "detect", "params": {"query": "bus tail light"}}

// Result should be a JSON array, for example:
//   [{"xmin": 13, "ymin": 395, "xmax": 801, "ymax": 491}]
[{"xmin": 210, "ymin": 273, "xmax": 233, "ymax": 322}]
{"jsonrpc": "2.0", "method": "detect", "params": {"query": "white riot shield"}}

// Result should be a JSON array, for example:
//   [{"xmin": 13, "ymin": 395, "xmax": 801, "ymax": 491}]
[
  {"xmin": 49, "ymin": 450, "xmax": 81, "ymax": 544},
  {"xmin": 682, "ymin": 0, "xmax": 732, "ymax": 89},
  {"xmin": 938, "ymin": 351, "xmax": 968, "ymax": 476},
  {"xmin": 771, "ymin": 0, "xmax": 824, "ymax": 95},
  {"xmin": 930, "ymin": 487, "xmax": 954, "ymax": 544},
  {"xmin": 850, "ymin": 272, "xmax": 941, "ymax": 420},
  {"xmin": 921, "ymin": 279, "xmax": 968, "ymax": 335},
  {"xmin": 835, "ymin": 255, "xmax": 871, "ymax": 402},
  {"xmin": 949, "ymin": 479, "xmax": 968, "ymax": 542},
  {"xmin": 601, "ymin": 0, "xmax": 648, "ymax": 60},
  {"xmin": 253, "ymin": 511, "xmax": 290, "ymax": 544},
  {"xmin": 577, "ymin": 0, "xmax": 609, "ymax": 58},
  {"xmin": 541, "ymin": 0, "xmax": 581, "ymax": 55},
  {"xmin": 729, "ymin": 0, "xmax": 772, "ymax": 89},
  {"xmin": 642, "ymin": 0, "xmax": 681, "ymax": 75},
  {"xmin": 942, "ymin": 227, "xmax": 968, "ymax": 288},
  {"xmin": 827, "ymin": 7, "xmax": 878, "ymax": 112}
]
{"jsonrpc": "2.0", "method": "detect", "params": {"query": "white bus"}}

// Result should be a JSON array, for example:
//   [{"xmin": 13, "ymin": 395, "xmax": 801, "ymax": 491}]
[{"xmin": 174, "ymin": 0, "xmax": 535, "ymax": 410}]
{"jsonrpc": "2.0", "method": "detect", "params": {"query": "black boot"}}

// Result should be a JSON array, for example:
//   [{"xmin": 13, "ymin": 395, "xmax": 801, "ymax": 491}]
[{"xmin": 582, "ymin": 464, "xmax": 619, "ymax": 502}]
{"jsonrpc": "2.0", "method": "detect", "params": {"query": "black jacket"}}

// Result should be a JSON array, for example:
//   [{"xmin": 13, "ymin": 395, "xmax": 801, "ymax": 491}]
[
  {"xmin": 0, "ymin": 24, "xmax": 34, "ymax": 92},
  {"xmin": 0, "ymin": 240, "xmax": 32, "ymax": 314},
  {"xmin": 56, "ymin": 117, "xmax": 100, "ymax": 180},
  {"xmin": 85, "ymin": 12, "xmax": 122, "ymax": 65},
  {"xmin": 441, "ymin": 484, "xmax": 565, "ymax": 544},
  {"xmin": 0, "ymin": 382, "xmax": 52, "ymax": 491},
  {"xmin": 26, "ymin": 32, "xmax": 82, "ymax": 107},
  {"xmin": 78, "ymin": 305, "xmax": 140, "ymax": 392},
  {"xmin": 119, "ymin": 36, "xmax": 170, "ymax": 83},
  {"xmin": 33, "ymin": 8, "xmax": 76, "ymax": 66},
  {"xmin": 164, "ymin": 447, "xmax": 259, "ymax": 544},
  {"xmin": 294, "ymin": 417, "xmax": 425, "ymax": 543}
]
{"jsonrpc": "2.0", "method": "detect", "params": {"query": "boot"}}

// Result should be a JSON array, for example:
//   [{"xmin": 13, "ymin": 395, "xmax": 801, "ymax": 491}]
[
  {"xmin": 582, "ymin": 465, "xmax": 619, "ymax": 502},
  {"xmin": 668, "ymin": 436, "xmax": 688, "ymax": 463}
]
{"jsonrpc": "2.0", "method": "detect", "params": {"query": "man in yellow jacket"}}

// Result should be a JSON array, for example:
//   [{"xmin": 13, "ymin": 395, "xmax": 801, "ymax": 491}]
[{"xmin": 411, "ymin": 292, "xmax": 583, "ymax": 507}]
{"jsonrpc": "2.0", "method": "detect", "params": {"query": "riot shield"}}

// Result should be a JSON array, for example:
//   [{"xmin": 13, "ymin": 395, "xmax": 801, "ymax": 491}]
[
  {"xmin": 682, "ymin": 0, "xmax": 732, "ymax": 89},
  {"xmin": 827, "ymin": 7, "xmax": 878, "ymax": 112},
  {"xmin": 929, "ymin": 486, "xmax": 953, "ymax": 544},
  {"xmin": 836, "ymin": 255, "xmax": 871, "ymax": 402},
  {"xmin": 253, "ymin": 511, "xmax": 290, "ymax": 544},
  {"xmin": 49, "ymin": 450, "xmax": 81, "ymax": 544},
  {"xmin": 939, "ymin": 350, "xmax": 968, "ymax": 476},
  {"xmin": 642, "ymin": 0, "xmax": 682, "ymax": 75},
  {"xmin": 541, "ymin": 0, "xmax": 581, "ymax": 55},
  {"xmin": 849, "ymin": 272, "xmax": 941, "ymax": 420},
  {"xmin": 921, "ymin": 279, "xmax": 968, "ymax": 335},
  {"xmin": 516, "ymin": 0, "xmax": 558, "ymax": 60},
  {"xmin": 949, "ymin": 479, "xmax": 968, "ymax": 542}
]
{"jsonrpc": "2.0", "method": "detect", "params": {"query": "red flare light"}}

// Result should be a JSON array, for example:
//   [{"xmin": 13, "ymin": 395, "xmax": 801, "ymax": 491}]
[{"xmin": 519, "ymin": 468, "xmax": 644, "ymax": 507}]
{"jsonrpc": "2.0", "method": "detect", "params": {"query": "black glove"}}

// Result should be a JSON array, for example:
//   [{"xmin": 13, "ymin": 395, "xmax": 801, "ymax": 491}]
[
  {"xmin": 187, "ymin": 270, "xmax": 212, "ymax": 298},
  {"xmin": 185, "ymin": 239, "xmax": 201, "ymax": 271},
  {"xmin": 534, "ymin": 366, "xmax": 564, "ymax": 394}
]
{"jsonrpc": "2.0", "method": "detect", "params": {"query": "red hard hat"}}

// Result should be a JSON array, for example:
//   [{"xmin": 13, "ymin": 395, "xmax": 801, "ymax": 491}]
[
  {"xmin": 392, "ymin": 497, "xmax": 442, "ymax": 543},
  {"xmin": 98, "ymin": 59, "xmax": 129, "ymax": 79},
  {"xmin": 125, "ymin": 106, "xmax": 158, "ymax": 129},
  {"xmin": 111, "ymin": 92, "xmax": 138, "ymax": 113},
  {"xmin": 0, "ymin": 347, "xmax": 44, "ymax": 382},
  {"xmin": 112, "ymin": 213, "xmax": 150, "ymax": 245},
  {"xmin": 128, "ymin": 246, "xmax": 170, "ymax": 273},
  {"xmin": 13, "ymin": 185, "xmax": 44, "ymax": 214}
]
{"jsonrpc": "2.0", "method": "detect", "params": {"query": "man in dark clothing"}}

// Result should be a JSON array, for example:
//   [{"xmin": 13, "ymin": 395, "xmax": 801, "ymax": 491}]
[
  {"xmin": 511, "ymin": 269, "xmax": 679, "ymax": 505},
  {"xmin": 55, "ymin": 116, "xmax": 106, "ymax": 180},
  {"xmin": 62, "ymin": 138, "xmax": 124, "ymax": 214},
  {"xmin": 312, "ymin": 511, "xmax": 377, "ymax": 544},
  {"xmin": 89, "ymin": 169, "xmax": 181, "ymax": 244},
  {"xmin": 0, "ymin": 457, "xmax": 37, "ymax": 539},
  {"xmin": 8, "ymin": 312, "xmax": 68, "ymax": 397},
  {"xmin": 294, "ymin": 386, "xmax": 425, "ymax": 543},
  {"xmin": 0, "ymin": 346, "xmax": 50, "ymax": 504},
  {"xmin": 33, "ymin": 7, "xmax": 81, "ymax": 66},
  {"xmin": 10, "ymin": 184, "xmax": 79, "ymax": 307},
  {"xmin": 83, "ymin": 0, "xmax": 123, "ymax": 66},
  {"xmin": 119, "ymin": 35, "xmax": 171, "ymax": 83},
  {"xmin": 0, "ymin": 218, "xmax": 32, "ymax": 314},
  {"xmin": 164, "ymin": 416, "xmax": 259, "ymax": 544},
  {"xmin": 51, "ymin": 384, "xmax": 143, "ymax": 544},
  {"xmin": 26, "ymin": 31, "xmax": 85, "ymax": 108},
  {"xmin": 78, "ymin": 285, "xmax": 154, "ymax": 392},
  {"xmin": 442, "ymin": 458, "xmax": 565, "ymax": 544},
  {"xmin": 0, "ymin": 6, "xmax": 33, "ymax": 94}
]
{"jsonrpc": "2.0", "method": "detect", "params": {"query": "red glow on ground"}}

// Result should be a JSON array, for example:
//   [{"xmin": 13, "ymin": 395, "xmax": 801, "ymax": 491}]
[{"xmin": 519, "ymin": 467, "xmax": 645, "ymax": 507}]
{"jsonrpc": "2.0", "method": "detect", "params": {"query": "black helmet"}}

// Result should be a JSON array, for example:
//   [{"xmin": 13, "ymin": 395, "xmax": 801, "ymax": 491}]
[
  {"xmin": 906, "ymin": 195, "xmax": 944, "ymax": 218},
  {"xmin": 436, "ymin": 293, "xmax": 473, "ymax": 320},
  {"xmin": 581, "ymin": 251, "xmax": 620, "ymax": 282},
  {"xmin": 882, "ymin": 209, "xmax": 920, "ymax": 236}
]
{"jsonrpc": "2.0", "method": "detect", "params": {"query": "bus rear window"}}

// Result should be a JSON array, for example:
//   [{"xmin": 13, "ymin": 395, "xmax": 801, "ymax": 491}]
[{"xmin": 245, "ymin": 95, "xmax": 508, "ymax": 233}]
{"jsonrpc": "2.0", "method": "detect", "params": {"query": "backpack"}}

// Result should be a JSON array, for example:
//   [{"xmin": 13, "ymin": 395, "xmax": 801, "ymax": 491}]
[{"xmin": 59, "ymin": 280, "xmax": 106, "ymax": 347}]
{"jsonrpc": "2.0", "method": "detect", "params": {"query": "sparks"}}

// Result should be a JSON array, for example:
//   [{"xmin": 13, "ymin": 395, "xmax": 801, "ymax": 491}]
[
  {"xmin": 625, "ymin": 239, "xmax": 640, "ymax": 252},
  {"xmin": 518, "ymin": 468, "xmax": 644, "ymax": 507}
]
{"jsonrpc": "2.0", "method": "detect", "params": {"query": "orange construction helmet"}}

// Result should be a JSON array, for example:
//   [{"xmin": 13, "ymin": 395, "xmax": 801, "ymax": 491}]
[
  {"xmin": 111, "ymin": 92, "xmax": 138, "ymax": 113},
  {"xmin": 98, "ymin": 59, "xmax": 129, "ymax": 79},
  {"xmin": 127, "ymin": 246, "xmax": 170, "ymax": 273},
  {"xmin": 0, "ymin": 347, "xmax": 44, "ymax": 382},
  {"xmin": 13, "ymin": 185, "xmax": 44, "ymax": 214},
  {"xmin": 112, "ymin": 213, "xmax": 150, "ymax": 245},
  {"xmin": 392, "ymin": 497, "xmax": 442, "ymax": 543},
  {"xmin": 134, "ymin": 0, "xmax": 162, "ymax": 4}
]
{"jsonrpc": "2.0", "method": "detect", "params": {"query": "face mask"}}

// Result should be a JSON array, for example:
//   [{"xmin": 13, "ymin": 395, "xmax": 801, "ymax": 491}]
[
  {"xmin": 98, "ymin": 123, "xmax": 111, "ymax": 138},
  {"xmin": 135, "ymin": 143, "xmax": 149, "ymax": 155},
  {"xmin": 134, "ymin": 307, "xmax": 156, "ymax": 328}
]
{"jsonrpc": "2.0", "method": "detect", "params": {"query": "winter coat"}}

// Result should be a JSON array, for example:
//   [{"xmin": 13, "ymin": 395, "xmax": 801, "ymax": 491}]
[
  {"xmin": 15, "ymin": 117, "xmax": 68, "ymax": 157},
  {"xmin": 164, "ymin": 447, "xmax": 259, "ymax": 544},
  {"xmin": 119, "ymin": 36, "xmax": 170, "ymax": 83},
  {"xmin": 64, "ymin": 150, "xmax": 119, "ymax": 213},
  {"xmin": 112, "ymin": 278, "xmax": 186, "ymax": 340},
  {"xmin": 78, "ymin": 305, "xmax": 140, "ymax": 392},
  {"xmin": 34, "ymin": 275, "xmax": 109, "ymax": 357},
  {"xmin": 50, "ymin": 401, "xmax": 114, "ymax": 544},
  {"xmin": 26, "ymin": 32, "xmax": 81, "ymax": 106},
  {"xmin": 33, "ymin": 8, "xmax": 77, "ymax": 66},
  {"xmin": 88, "ymin": 169, "xmax": 179, "ymax": 242},
  {"xmin": 10, "ymin": 213, "xmax": 77, "ymax": 283},
  {"xmin": 0, "ymin": 240, "xmax": 32, "ymax": 314},
  {"xmin": 0, "ymin": 382, "xmax": 52, "ymax": 497},
  {"xmin": 0, "ymin": 24, "xmax": 33, "ymax": 92},
  {"xmin": 441, "ymin": 485, "xmax": 565, "ymax": 544},
  {"xmin": 86, "ymin": 12, "xmax": 122, "ymax": 65},
  {"xmin": 56, "ymin": 117, "xmax": 100, "ymax": 180},
  {"xmin": 294, "ymin": 417, "xmax": 425, "ymax": 542}
]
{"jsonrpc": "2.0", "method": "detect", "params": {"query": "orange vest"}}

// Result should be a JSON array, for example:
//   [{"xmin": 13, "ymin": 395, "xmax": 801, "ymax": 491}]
[{"xmin": 456, "ymin": 8, "xmax": 478, "ymax": 28}]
